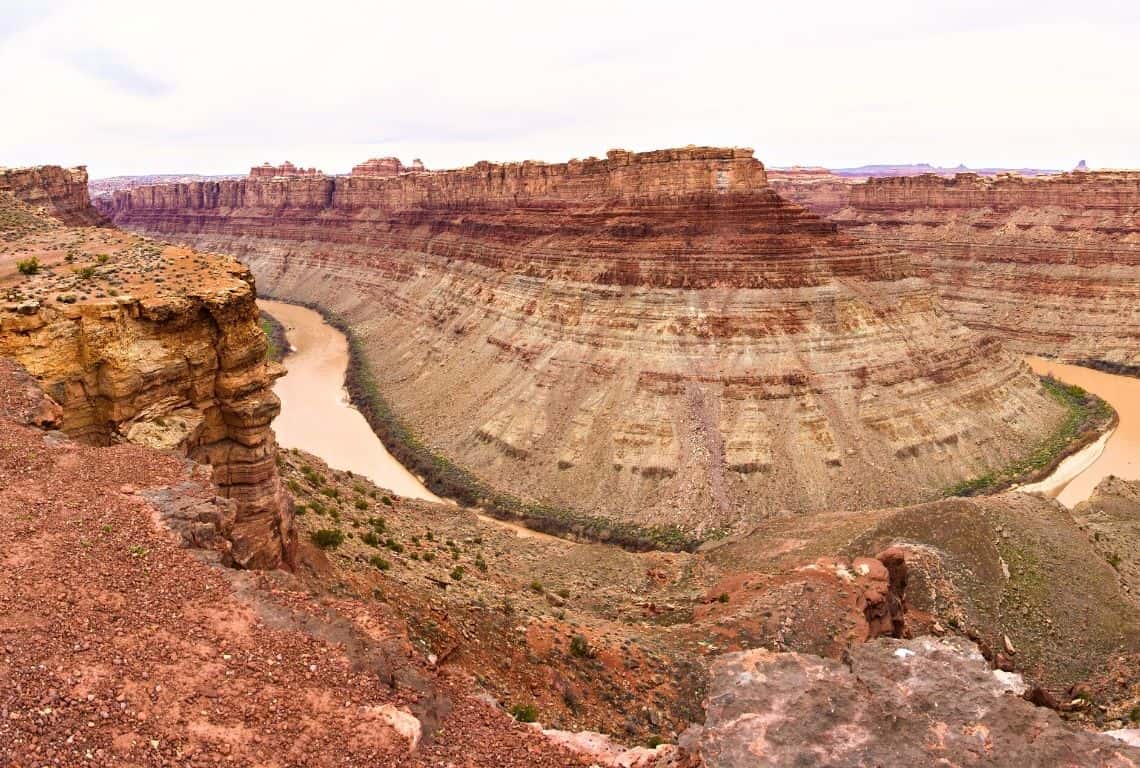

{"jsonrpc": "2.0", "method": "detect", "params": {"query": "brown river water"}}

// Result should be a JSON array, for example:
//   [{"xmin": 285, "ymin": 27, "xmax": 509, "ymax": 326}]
[
  {"xmin": 260, "ymin": 300, "xmax": 443, "ymax": 502},
  {"xmin": 261, "ymin": 300, "xmax": 1137, "ymax": 516},
  {"xmin": 1022, "ymin": 356, "xmax": 1140, "ymax": 507},
  {"xmin": 260, "ymin": 300, "xmax": 560, "ymax": 541}
]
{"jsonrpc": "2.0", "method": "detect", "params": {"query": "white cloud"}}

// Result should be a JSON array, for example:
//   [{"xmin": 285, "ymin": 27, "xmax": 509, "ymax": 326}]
[{"xmin": 0, "ymin": 0, "xmax": 1137, "ymax": 176}]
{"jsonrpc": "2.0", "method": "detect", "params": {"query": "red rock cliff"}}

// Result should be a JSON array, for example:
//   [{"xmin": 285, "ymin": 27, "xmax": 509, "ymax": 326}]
[
  {"xmin": 1, "ymin": 179, "xmax": 293, "ymax": 568},
  {"xmin": 1, "ymin": 165, "xmax": 106, "ymax": 226}
]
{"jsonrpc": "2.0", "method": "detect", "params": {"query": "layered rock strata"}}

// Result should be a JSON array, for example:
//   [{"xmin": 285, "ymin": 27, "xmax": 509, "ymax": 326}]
[
  {"xmin": 100, "ymin": 147, "xmax": 1063, "ymax": 537},
  {"xmin": 1, "ymin": 181, "xmax": 292, "ymax": 567},
  {"xmin": 834, "ymin": 171, "xmax": 1140, "ymax": 371},
  {"xmin": 1, "ymin": 164, "xmax": 106, "ymax": 226}
]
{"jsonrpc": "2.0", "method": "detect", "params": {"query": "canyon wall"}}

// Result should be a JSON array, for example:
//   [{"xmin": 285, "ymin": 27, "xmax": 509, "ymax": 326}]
[
  {"xmin": 833, "ymin": 171, "xmax": 1140, "ymax": 371},
  {"xmin": 1, "ymin": 178, "xmax": 292, "ymax": 567},
  {"xmin": 1, "ymin": 164, "xmax": 106, "ymax": 226},
  {"xmin": 100, "ymin": 147, "xmax": 1063, "ymax": 540}
]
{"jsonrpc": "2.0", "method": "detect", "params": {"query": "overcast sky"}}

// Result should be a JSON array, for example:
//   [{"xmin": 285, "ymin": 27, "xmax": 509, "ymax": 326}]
[{"xmin": 2, "ymin": 0, "xmax": 1138, "ymax": 178}]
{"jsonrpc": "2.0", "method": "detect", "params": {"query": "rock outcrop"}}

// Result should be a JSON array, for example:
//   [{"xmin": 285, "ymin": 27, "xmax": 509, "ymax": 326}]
[
  {"xmin": 351, "ymin": 156, "xmax": 425, "ymax": 176},
  {"xmin": 1, "ymin": 177, "xmax": 292, "ymax": 568},
  {"xmin": 1, "ymin": 164, "xmax": 106, "ymax": 226},
  {"xmin": 249, "ymin": 161, "xmax": 324, "ymax": 178},
  {"xmin": 99, "ymin": 146, "xmax": 1064, "ymax": 539},
  {"xmin": 833, "ymin": 171, "xmax": 1140, "ymax": 371},
  {"xmin": 691, "ymin": 636, "xmax": 1140, "ymax": 767}
]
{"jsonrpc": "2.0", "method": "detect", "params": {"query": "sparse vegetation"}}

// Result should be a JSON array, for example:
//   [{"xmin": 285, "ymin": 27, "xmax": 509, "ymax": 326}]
[
  {"xmin": 508, "ymin": 703, "xmax": 538, "ymax": 723},
  {"xmin": 946, "ymin": 376, "xmax": 1114, "ymax": 497},
  {"xmin": 16, "ymin": 256, "xmax": 40, "ymax": 275},
  {"xmin": 310, "ymin": 528, "xmax": 345, "ymax": 549},
  {"xmin": 569, "ymin": 634, "xmax": 593, "ymax": 658}
]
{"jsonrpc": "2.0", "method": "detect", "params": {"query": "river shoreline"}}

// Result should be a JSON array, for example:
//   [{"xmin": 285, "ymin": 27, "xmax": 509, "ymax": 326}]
[
  {"xmin": 1022, "ymin": 356, "xmax": 1140, "ymax": 506},
  {"xmin": 261, "ymin": 296, "xmax": 1137, "ymax": 540},
  {"xmin": 261, "ymin": 293, "xmax": 693, "ymax": 551},
  {"xmin": 260, "ymin": 299, "xmax": 444, "ymax": 503}
]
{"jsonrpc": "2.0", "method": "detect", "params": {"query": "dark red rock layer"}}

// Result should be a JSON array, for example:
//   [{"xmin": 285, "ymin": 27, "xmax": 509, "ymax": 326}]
[{"xmin": 101, "ymin": 147, "xmax": 915, "ymax": 290}]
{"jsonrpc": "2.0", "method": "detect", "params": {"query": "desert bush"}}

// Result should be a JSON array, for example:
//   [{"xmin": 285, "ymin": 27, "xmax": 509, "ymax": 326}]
[
  {"xmin": 310, "ymin": 528, "xmax": 345, "ymax": 549},
  {"xmin": 508, "ymin": 703, "xmax": 538, "ymax": 723},
  {"xmin": 569, "ymin": 634, "xmax": 592, "ymax": 658}
]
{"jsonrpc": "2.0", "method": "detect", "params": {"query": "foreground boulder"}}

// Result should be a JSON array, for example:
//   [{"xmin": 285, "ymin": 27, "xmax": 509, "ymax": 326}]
[{"xmin": 691, "ymin": 636, "xmax": 1140, "ymax": 767}]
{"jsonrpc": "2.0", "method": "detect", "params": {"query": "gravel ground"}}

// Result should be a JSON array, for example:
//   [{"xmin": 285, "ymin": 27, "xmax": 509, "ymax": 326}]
[{"xmin": 0, "ymin": 361, "xmax": 585, "ymax": 768}]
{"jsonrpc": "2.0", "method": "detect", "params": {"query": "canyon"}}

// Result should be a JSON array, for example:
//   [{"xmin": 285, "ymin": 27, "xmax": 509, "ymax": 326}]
[
  {"xmin": 5, "ymin": 154, "xmax": 1140, "ymax": 766},
  {"xmin": 99, "ymin": 147, "xmax": 1069, "ymax": 545}
]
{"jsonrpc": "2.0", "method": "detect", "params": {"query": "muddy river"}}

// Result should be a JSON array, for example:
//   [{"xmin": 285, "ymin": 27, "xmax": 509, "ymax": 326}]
[
  {"xmin": 259, "ymin": 300, "xmax": 443, "ymax": 503},
  {"xmin": 1021, "ymin": 356, "xmax": 1140, "ymax": 507},
  {"xmin": 260, "ymin": 300, "xmax": 561, "ymax": 541}
]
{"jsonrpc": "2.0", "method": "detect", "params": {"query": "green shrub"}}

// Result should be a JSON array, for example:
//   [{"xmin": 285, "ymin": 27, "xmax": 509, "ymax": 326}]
[
  {"xmin": 569, "ymin": 634, "xmax": 592, "ymax": 658},
  {"xmin": 17, "ymin": 257, "xmax": 40, "ymax": 275},
  {"xmin": 74, "ymin": 265, "xmax": 96, "ymax": 280},
  {"xmin": 475, "ymin": 554, "xmax": 488, "ymax": 572},
  {"xmin": 450, "ymin": 566, "xmax": 465, "ymax": 581},
  {"xmin": 369, "ymin": 555, "xmax": 391, "ymax": 571},
  {"xmin": 310, "ymin": 528, "xmax": 345, "ymax": 549},
  {"xmin": 361, "ymin": 531, "xmax": 380, "ymax": 547},
  {"xmin": 530, "ymin": 580, "xmax": 544, "ymax": 594},
  {"xmin": 508, "ymin": 703, "xmax": 538, "ymax": 723},
  {"xmin": 718, "ymin": 593, "xmax": 730, "ymax": 603},
  {"xmin": 354, "ymin": 498, "xmax": 369, "ymax": 510}
]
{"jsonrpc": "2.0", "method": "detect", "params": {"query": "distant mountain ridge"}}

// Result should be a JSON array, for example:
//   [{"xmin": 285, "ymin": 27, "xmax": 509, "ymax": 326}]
[{"xmin": 775, "ymin": 162, "xmax": 1066, "ymax": 178}]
